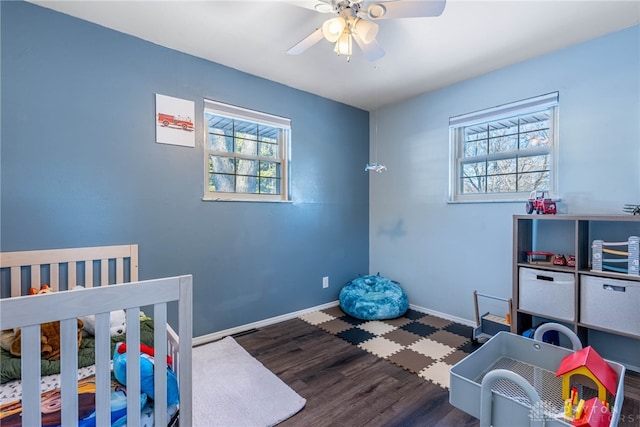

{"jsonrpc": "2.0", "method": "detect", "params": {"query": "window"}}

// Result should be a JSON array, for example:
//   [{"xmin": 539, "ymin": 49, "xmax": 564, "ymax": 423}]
[
  {"xmin": 204, "ymin": 100, "xmax": 290, "ymax": 202},
  {"xmin": 448, "ymin": 92, "xmax": 559, "ymax": 203}
]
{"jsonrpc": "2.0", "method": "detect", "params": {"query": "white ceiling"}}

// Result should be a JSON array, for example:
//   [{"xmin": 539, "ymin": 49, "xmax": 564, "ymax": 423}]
[{"xmin": 29, "ymin": 0, "xmax": 640, "ymax": 111}]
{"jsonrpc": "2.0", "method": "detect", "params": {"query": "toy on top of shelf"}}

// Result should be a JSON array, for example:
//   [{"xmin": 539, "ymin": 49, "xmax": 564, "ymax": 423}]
[
  {"xmin": 592, "ymin": 236, "xmax": 639, "ymax": 276},
  {"xmin": 525, "ymin": 190, "xmax": 557, "ymax": 214},
  {"xmin": 526, "ymin": 251, "xmax": 554, "ymax": 264},
  {"xmin": 566, "ymin": 255, "xmax": 576, "ymax": 267},
  {"xmin": 553, "ymin": 254, "xmax": 567, "ymax": 266},
  {"xmin": 623, "ymin": 204, "xmax": 640, "ymax": 215}
]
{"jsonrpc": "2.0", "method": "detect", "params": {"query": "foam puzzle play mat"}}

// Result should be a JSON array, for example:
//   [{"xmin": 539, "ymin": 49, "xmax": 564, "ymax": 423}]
[{"xmin": 300, "ymin": 305, "xmax": 480, "ymax": 389}]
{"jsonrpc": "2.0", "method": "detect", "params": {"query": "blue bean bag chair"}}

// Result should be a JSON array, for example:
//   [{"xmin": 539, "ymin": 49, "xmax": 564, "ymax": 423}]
[{"xmin": 339, "ymin": 274, "xmax": 408, "ymax": 320}]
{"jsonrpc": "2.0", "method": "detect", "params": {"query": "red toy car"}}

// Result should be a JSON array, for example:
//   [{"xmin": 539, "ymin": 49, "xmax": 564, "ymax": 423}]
[
  {"xmin": 526, "ymin": 190, "xmax": 557, "ymax": 215},
  {"xmin": 553, "ymin": 254, "xmax": 566, "ymax": 266}
]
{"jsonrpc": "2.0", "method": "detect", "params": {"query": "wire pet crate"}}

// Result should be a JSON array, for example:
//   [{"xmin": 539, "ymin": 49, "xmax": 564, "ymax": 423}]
[{"xmin": 450, "ymin": 332, "xmax": 625, "ymax": 427}]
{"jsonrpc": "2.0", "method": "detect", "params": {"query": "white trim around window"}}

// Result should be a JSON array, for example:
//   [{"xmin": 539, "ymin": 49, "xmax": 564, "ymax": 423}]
[
  {"xmin": 448, "ymin": 92, "xmax": 559, "ymax": 203},
  {"xmin": 203, "ymin": 99, "xmax": 291, "ymax": 202}
]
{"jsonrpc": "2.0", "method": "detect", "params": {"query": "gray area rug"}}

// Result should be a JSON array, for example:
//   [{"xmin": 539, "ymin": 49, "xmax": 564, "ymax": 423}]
[{"xmin": 192, "ymin": 336, "xmax": 306, "ymax": 426}]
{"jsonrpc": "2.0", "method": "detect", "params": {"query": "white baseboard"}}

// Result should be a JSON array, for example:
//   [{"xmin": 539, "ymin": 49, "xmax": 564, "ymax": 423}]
[
  {"xmin": 193, "ymin": 301, "xmax": 474, "ymax": 346},
  {"xmin": 409, "ymin": 303, "xmax": 476, "ymax": 327},
  {"xmin": 192, "ymin": 300, "xmax": 340, "ymax": 347}
]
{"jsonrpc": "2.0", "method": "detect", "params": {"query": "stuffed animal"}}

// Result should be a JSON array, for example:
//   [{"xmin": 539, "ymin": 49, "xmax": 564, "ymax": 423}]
[
  {"xmin": 73, "ymin": 286, "xmax": 126, "ymax": 337},
  {"xmin": 4, "ymin": 285, "xmax": 84, "ymax": 361},
  {"xmin": 81, "ymin": 309, "xmax": 126, "ymax": 337},
  {"xmin": 112, "ymin": 342, "xmax": 179, "ymax": 405}
]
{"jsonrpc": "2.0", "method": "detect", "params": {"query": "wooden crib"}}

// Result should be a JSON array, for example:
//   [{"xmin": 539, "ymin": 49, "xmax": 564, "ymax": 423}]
[{"xmin": 0, "ymin": 244, "xmax": 192, "ymax": 426}]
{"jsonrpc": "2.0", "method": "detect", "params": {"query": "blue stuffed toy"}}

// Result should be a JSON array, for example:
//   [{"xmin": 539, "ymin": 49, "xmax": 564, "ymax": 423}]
[{"xmin": 112, "ymin": 342, "xmax": 179, "ymax": 406}]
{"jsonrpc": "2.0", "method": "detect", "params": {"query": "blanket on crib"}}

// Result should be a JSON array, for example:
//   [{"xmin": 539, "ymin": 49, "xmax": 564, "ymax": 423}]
[
  {"xmin": 0, "ymin": 319, "xmax": 155, "ymax": 383},
  {"xmin": 0, "ymin": 376, "xmax": 147, "ymax": 427}
]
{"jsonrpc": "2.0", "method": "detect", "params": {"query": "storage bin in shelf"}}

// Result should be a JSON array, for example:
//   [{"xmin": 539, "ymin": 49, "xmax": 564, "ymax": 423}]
[
  {"xmin": 517, "ymin": 262, "xmax": 575, "ymax": 274},
  {"xmin": 519, "ymin": 267, "xmax": 574, "ymax": 321},
  {"xmin": 580, "ymin": 275, "xmax": 640, "ymax": 337}
]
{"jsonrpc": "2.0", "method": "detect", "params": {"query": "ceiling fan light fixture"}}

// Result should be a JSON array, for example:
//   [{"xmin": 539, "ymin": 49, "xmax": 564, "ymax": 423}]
[
  {"xmin": 322, "ymin": 17, "xmax": 346, "ymax": 42},
  {"xmin": 334, "ymin": 29, "xmax": 352, "ymax": 57},
  {"xmin": 353, "ymin": 18, "xmax": 378, "ymax": 44}
]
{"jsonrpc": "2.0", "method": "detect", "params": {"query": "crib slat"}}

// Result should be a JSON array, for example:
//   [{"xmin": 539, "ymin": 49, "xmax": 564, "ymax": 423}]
[
  {"xmin": 100, "ymin": 259, "xmax": 108, "ymax": 285},
  {"xmin": 154, "ymin": 303, "xmax": 168, "ymax": 426},
  {"xmin": 10, "ymin": 266, "xmax": 20, "ymax": 297},
  {"xmin": 60, "ymin": 318, "xmax": 79, "ymax": 427},
  {"xmin": 21, "ymin": 325, "xmax": 42, "ymax": 427},
  {"xmin": 85, "ymin": 261, "xmax": 93, "ymax": 288},
  {"xmin": 50, "ymin": 263, "xmax": 60, "ymax": 292},
  {"xmin": 30, "ymin": 264, "xmax": 41, "ymax": 290},
  {"xmin": 116, "ymin": 257, "xmax": 124, "ymax": 284},
  {"xmin": 178, "ymin": 275, "xmax": 194, "ymax": 425},
  {"xmin": 130, "ymin": 246, "xmax": 139, "ymax": 282},
  {"xmin": 126, "ymin": 307, "xmax": 141, "ymax": 427},
  {"xmin": 68, "ymin": 261, "xmax": 77, "ymax": 289},
  {"xmin": 95, "ymin": 312, "xmax": 111, "ymax": 426}
]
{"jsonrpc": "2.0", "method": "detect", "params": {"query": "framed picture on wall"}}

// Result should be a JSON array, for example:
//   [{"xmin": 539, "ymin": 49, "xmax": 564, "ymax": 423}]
[{"xmin": 155, "ymin": 94, "xmax": 195, "ymax": 147}]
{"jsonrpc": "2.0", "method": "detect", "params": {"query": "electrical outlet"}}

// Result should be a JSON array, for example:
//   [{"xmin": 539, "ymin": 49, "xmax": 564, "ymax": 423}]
[{"xmin": 322, "ymin": 276, "xmax": 329, "ymax": 289}]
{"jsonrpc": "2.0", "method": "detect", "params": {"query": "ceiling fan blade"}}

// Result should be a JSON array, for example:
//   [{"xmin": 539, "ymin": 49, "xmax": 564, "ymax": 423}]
[
  {"xmin": 366, "ymin": 0, "xmax": 446, "ymax": 20},
  {"xmin": 287, "ymin": 28, "xmax": 324, "ymax": 55},
  {"xmin": 352, "ymin": 32, "xmax": 385, "ymax": 62},
  {"xmin": 287, "ymin": 1, "xmax": 334, "ymax": 14}
]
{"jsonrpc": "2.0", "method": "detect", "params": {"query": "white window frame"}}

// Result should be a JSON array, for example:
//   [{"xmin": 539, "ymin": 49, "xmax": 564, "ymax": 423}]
[
  {"xmin": 448, "ymin": 92, "xmax": 559, "ymax": 203},
  {"xmin": 203, "ymin": 99, "xmax": 290, "ymax": 202}
]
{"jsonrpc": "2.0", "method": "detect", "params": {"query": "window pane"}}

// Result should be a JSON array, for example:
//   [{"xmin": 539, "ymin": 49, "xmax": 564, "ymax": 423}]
[
  {"xmin": 520, "ymin": 112, "xmax": 549, "ymax": 132},
  {"xmin": 487, "ymin": 174, "xmax": 517, "ymax": 193},
  {"xmin": 206, "ymin": 115, "xmax": 233, "ymax": 137},
  {"xmin": 461, "ymin": 176, "xmax": 486, "ymax": 194},
  {"xmin": 462, "ymin": 161, "xmax": 486, "ymax": 176},
  {"xmin": 235, "ymin": 136, "xmax": 257, "ymax": 156},
  {"xmin": 209, "ymin": 155, "xmax": 235, "ymax": 174},
  {"xmin": 518, "ymin": 171, "xmax": 549, "ymax": 192},
  {"xmin": 236, "ymin": 176, "xmax": 259, "ymax": 194},
  {"xmin": 489, "ymin": 121, "xmax": 518, "ymax": 138},
  {"xmin": 259, "ymin": 178, "xmax": 280, "ymax": 195},
  {"xmin": 236, "ymin": 159, "xmax": 259, "ymax": 177},
  {"xmin": 234, "ymin": 120, "xmax": 258, "ymax": 140},
  {"xmin": 518, "ymin": 154, "xmax": 549, "ymax": 173},
  {"xmin": 208, "ymin": 133, "xmax": 233, "ymax": 152},
  {"xmin": 258, "ymin": 125, "xmax": 278, "ymax": 142},
  {"xmin": 259, "ymin": 141, "xmax": 277, "ymax": 158},
  {"xmin": 465, "ymin": 126, "xmax": 487, "ymax": 141},
  {"xmin": 209, "ymin": 173, "xmax": 235, "ymax": 193},
  {"xmin": 259, "ymin": 161, "xmax": 280, "ymax": 178},
  {"xmin": 488, "ymin": 158, "xmax": 517, "ymax": 175},
  {"xmin": 488, "ymin": 134, "xmax": 518, "ymax": 154},
  {"xmin": 520, "ymin": 129, "xmax": 550, "ymax": 149},
  {"xmin": 464, "ymin": 140, "xmax": 488, "ymax": 157}
]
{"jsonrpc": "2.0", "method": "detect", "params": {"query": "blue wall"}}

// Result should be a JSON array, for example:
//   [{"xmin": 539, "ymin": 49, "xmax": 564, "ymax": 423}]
[
  {"xmin": 370, "ymin": 25, "xmax": 639, "ymax": 321},
  {"xmin": 0, "ymin": 1, "xmax": 370, "ymax": 337}
]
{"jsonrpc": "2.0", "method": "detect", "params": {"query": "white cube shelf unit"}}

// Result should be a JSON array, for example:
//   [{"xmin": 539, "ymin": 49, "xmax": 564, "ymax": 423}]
[{"xmin": 512, "ymin": 214, "xmax": 640, "ymax": 371}]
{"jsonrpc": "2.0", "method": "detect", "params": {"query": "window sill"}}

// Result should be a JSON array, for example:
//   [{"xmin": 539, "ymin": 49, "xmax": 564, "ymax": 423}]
[
  {"xmin": 447, "ymin": 196, "xmax": 561, "ymax": 204},
  {"xmin": 201, "ymin": 196, "xmax": 292, "ymax": 203}
]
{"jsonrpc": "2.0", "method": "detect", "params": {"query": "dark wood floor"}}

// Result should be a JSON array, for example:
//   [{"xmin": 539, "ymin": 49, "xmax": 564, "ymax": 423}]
[{"xmin": 235, "ymin": 317, "xmax": 640, "ymax": 427}]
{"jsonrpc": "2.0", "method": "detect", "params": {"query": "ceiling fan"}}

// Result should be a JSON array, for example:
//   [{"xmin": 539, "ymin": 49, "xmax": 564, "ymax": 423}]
[{"xmin": 287, "ymin": 0, "xmax": 446, "ymax": 62}]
